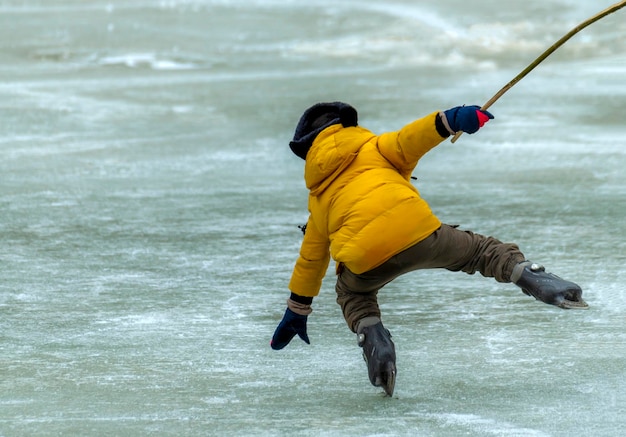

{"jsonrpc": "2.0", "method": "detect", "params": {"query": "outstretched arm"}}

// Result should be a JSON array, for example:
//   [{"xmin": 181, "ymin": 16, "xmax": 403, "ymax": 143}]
[
  {"xmin": 271, "ymin": 217, "xmax": 330, "ymax": 350},
  {"xmin": 377, "ymin": 106, "xmax": 494, "ymax": 178}
]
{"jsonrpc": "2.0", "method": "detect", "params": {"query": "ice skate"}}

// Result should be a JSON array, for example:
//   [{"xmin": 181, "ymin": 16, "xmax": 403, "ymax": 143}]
[
  {"xmin": 357, "ymin": 321, "xmax": 397, "ymax": 396},
  {"xmin": 511, "ymin": 261, "xmax": 588, "ymax": 309}
]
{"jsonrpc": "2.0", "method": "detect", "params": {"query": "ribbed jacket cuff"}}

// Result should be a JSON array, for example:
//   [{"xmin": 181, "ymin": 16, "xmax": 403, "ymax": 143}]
[
  {"xmin": 287, "ymin": 293, "xmax": 313, "ymax": 315},
  {"xmin": 436, "ymin": 112, "xmax": 454, "ymax": 137}
]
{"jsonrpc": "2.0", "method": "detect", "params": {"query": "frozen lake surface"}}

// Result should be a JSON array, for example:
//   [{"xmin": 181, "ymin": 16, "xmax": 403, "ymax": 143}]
[{"xmin": 0, "ymin": 1, "xmax": 625, "ymax": 435}]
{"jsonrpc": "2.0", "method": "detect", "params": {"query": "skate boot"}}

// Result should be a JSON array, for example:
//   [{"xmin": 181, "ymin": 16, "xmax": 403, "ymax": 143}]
[
  {"xmin": 511, "ymin": 261, "xmax": 588, "ymax": 309},
  {"xmin": 357, "ymin": 320, "xmax": 396, "ymax": 396}
]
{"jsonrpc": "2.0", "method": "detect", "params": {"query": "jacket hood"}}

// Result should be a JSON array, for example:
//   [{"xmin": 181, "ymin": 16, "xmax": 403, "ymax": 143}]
[{"xmin": 304, "ymin": 124, "xmax": 374, "ymax": 196}]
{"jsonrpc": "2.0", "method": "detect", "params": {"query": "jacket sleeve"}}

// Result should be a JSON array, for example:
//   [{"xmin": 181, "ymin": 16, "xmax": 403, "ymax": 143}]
[
  {"xmin": 288, "ymin": 216, "xmax": 331, "ymax": 298},
  {"xmin": 376, "ymin": 111, "xmax": 447, "ymax": 179}
]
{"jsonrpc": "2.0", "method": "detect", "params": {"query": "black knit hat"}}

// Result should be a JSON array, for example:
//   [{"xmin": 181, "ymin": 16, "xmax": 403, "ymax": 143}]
[{"xmin": 289, "ymin": 102, "xmax": 358, "ymax": 160}]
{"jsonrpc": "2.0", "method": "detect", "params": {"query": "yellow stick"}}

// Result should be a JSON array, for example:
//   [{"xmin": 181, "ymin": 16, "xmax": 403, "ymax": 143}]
[{"xmin": 451, "ymin": 0, "xmax": 626, "ymax": 143}]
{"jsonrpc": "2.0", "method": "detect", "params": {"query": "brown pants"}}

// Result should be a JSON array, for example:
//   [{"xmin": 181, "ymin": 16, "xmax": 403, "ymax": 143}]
[{"xmin": 335, "ymin": 224, "xmax": 525, "ymax": 332}]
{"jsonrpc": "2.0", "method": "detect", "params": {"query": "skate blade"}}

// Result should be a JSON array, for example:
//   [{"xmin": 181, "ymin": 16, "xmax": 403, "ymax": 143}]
[
  {"xmin": 381, "ymin": 369, "xmax": 396, "ymax": 397},
  {"xmin": 559, "ymin": 298, "xmax": 589, "ymax": 310}
]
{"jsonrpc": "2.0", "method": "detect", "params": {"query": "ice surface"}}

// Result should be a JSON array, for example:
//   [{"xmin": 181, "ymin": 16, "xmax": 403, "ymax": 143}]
[{"xmin": 0, "ymin": 1, "xmax": 625, "ymax": 436}]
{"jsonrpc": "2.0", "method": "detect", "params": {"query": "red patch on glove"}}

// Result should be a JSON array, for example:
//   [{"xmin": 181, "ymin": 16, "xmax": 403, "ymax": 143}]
[{"xmin": 476, "ymin": 110, "xmax": 491, "ymax": 128}]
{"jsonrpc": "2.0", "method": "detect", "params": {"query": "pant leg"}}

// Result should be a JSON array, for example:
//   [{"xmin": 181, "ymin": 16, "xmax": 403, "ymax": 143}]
[
  {"xmin": 335, "ymin": 224, "xmax": 525, "ymax": 331},
  {"xmin": 397, "ymin": 224, "xmax": 525, "ymax": 282},
  {"xmin": 335, "ymin": 266, "xmax": 390, "ymax": 332}
]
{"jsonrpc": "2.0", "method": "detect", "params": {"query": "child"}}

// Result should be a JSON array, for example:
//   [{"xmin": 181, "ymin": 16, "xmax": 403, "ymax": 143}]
[{"xmin": 271, "ymin": 102, "xmax": 587, "ymax": 396}]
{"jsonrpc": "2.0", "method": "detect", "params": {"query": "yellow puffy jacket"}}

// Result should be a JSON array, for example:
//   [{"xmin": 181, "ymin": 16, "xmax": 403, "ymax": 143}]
[{"xmin": 289, "ymin": 111, "xmax": 447, "ymax": 297}]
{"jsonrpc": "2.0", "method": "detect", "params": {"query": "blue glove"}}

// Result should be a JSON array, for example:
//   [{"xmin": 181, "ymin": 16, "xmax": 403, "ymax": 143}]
[
  {"xmin": 271, "ymin": 308, "xmax": 310, "ymax": 350},
  {"xmin": 442, "ymin": 105, "xmax": 494, "ymax": 134}
]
